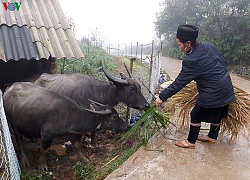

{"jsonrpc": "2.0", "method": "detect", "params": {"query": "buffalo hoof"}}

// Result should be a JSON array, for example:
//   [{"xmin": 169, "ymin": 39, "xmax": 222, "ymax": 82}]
[
  {"xmin": 21, "ymin": 156, "xmax": 30, "ymax": 170},
  {"xmin": 38, "ymin": 163, "xmax": 48, "ymax": 172},
  {"xmin": 79, "ymin": 155, "xmax": 89, "ymax": 163}
]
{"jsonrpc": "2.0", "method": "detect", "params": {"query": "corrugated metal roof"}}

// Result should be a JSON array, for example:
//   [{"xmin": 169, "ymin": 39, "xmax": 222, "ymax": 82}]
[
  {"xmin": 0, "ymin": 25, "xmax": 41, "ymax": 61},
  {"xmin": 0, "ymin": 0, "xmax": 83, "ymax": 61}
]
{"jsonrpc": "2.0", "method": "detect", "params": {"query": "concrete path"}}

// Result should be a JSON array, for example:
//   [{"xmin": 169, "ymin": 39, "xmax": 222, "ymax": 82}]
[{"xmin": 105, "ymin": 57, "xmax": 250, "ymax": 180}]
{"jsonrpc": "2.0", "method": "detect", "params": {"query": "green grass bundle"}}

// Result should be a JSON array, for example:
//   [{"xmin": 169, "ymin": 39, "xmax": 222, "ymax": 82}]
[{"xmin": 120, "ymin": 105, "xmax": 172, "ymax": 146}]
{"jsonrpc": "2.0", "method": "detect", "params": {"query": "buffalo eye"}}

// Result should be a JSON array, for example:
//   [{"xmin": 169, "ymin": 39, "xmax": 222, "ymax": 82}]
[
  {"xmin": 112, "ymin": 114, "xmax": 118, "ymax": 120},
  {"xmin": 129, "ymin": 86, "xmax": 136, "ymax": 92}
]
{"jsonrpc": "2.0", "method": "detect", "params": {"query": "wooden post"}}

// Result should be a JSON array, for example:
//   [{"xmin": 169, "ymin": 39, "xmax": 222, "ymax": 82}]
[
  {"xmin": 159, "ymin": 41, "xmax": 163, "ymax": 59},
  {"xmin": 61, "ymin": 57, "xmax": 66, "ymax": 74},
  {"xmin": 141, "ymin": 44, "xmax": 143, "ymax": 63},
  {"xmin": 150, "ymin": 40, "xmax": 154, "ymax": 62},
  {"xmin": 87, "ymin": 34, "xmax": 90, "ymax": 56},
  {"xmin": 118, "ymin": 44, "xmax": 120, "ymax": 56},
  {"xmin": 130, "ymin": 42, "xmax": 132, "ymax": 58},
  {"xmin": 126, "ymin": 57, "xmax": 135, "ymax": 123},
  {"xmin": 130, "ymin": 57, "xmax": 134, "ymax": 74},
  {"xmin": 50, "ymin": 57, "xmax": 57, "ymax": 74},
  {"xmin": 125, "ymin": 44, "xmax": 127, "ymax": 57},
  {"xmin": 135, "ymin": 42, "xmax": 138, "ymax": 59},
  {"xmin": 149, "ymin": 40, "xmax": 154, "ymax": 101}
]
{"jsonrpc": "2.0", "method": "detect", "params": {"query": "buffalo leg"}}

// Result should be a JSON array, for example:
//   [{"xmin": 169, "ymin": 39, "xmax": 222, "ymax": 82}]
[
  {"xmin": 15, "ymin": 130, "xmax": 30, "ymax": 169},
  {"xmin": 91, "ymin": 130, "xmax": 97, "ymax": 146},
  {"xmin": 39, "ymin": 135, "xmax": 53, "ymax": 171},
  {"xmin": 37, "ymin": 147, "xmax": 49, "ymax": 171},
  {"xmin": 71, "ymin": 134, "xmax": 89, "ymax": 162}
]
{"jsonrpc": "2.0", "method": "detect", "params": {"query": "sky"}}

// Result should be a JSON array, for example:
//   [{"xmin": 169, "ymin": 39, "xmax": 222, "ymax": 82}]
[{"xmin": 58, "ymin": 0, "xmax": 162, "ymax": 45}]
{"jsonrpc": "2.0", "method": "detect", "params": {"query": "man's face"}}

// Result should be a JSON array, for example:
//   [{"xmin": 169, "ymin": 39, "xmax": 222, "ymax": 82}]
[{"xmin": 176, "ymin": 38, "xmax": 191, "ymax": 54}]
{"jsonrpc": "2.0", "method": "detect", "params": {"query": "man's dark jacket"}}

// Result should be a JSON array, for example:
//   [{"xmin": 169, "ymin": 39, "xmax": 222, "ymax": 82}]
[{"xmin": 159, "ymin": 42, "xmax": 235, "ymax": 108}]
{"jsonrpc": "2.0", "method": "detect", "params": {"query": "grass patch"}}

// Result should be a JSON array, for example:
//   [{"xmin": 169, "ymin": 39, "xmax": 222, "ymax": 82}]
[
  {"xmin": 73, "ymin": 143, "xmax": 141, "ymax": 180},
  {"xmin": 20, "ymin": 170, "xmax": 52, "ymax": 180}
]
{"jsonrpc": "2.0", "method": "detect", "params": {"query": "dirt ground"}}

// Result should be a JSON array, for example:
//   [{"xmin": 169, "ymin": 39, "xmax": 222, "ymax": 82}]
[{"xmin": 19, "ymin": 130, "xmax": 128, "ymax": 179}]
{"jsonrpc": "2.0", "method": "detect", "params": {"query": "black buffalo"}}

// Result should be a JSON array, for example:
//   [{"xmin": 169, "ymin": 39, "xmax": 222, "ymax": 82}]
[
  {"xmin": 35, "ymin": 61, "xmax": 150, "ymax": 144},
  {"xmin": 3, "ymin": 82, "xmax": 127, "ymax": 170}
]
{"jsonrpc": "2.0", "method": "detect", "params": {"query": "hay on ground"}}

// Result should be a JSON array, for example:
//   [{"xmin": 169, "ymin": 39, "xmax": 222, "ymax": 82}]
[{"xmin": 162, "ymin": 81, "xmax": 250, "ymax": 140}]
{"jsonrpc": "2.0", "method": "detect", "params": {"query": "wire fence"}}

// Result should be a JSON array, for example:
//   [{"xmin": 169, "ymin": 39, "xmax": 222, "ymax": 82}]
[
  {"xmin": 105, "ymin": 41, "xmax": 161, "ymax": 61},
  {"xmin": 106, "ymin": 40, "xmax": 163, "ymax": 102},
  {"xmin": 0, "ymin": 90, "xmax": 20, "ymax": 180}
]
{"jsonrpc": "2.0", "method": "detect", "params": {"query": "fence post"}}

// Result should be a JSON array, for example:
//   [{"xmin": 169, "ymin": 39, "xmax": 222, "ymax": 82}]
[
  {"xmin": 61, "ymin": 57, "xmax": 66, "ymax": 74},
  {"xmin": 125, "ymin": 44, "xmax": 127, "ymax": 57},
  {"xmin": 130, "ymin": 42, "xmax": 132, "ymax": 58},
  {"xmin": 148, "ymin": 40, "xmax": 161, "ymax": 102},
  {"xmin": 125, "ymin": 57, "xmax": 136, "ymax": 123},
  {"xmin": 140, "ymin": 44, "xmax": 143, "ymax": 63},
  {"xmin": 135, "ymin": 42, "xmax": 138, "ymax": 59},
  {"xmin": 130, "ymin": 58, "xmax": 134, "ymax": 74},
  {"xmin": 150, "ymin": 40, "xmax": 154, "ymax": 62},
  {"xmin": 118, "ymin": 44, "xmax": 120, "ymax": 56}
]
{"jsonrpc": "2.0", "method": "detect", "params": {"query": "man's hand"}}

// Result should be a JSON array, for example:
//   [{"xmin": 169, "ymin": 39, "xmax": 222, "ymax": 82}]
[{"xmin": 155, "ymin": 96, "xmax": 163, "ymax": 107}]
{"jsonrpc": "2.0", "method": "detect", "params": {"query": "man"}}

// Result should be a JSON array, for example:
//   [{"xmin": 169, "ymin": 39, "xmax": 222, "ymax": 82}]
[{"xmin": 155, "ymin": 24, "xmax": 235, "ymax": 149}]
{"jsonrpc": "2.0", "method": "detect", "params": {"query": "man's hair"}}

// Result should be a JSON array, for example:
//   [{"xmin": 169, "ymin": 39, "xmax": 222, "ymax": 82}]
[{"xmin": 176, "ymin": 24, "xmax": 199, "ymax": 44}]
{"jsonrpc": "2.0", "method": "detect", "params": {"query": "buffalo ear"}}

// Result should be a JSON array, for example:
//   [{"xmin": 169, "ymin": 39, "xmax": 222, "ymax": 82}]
[
  {"xmin": 108, "ymin": 81, "xmax": 115, "ymax": 86},
  {"xmin": 119, "ymin": 72, "xmax": 127, "ymax": 80},
  {"xmin": 89, "ymin": 104, "xmax": 95, "ymax": 111},
  {"xmin": 87, "ymin": 99, "xmax": 114, "ymax": 115},
  {"xmin": 88, "ymin": 99, "xmax": 105, "ymax": 106},
  {"xmin": 88, "ymin": 99, "xmax": 106, "ymax": 111}
]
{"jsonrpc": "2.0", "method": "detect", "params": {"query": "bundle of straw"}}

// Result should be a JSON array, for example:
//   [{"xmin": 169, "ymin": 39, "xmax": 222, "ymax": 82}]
[{"xmin": 162, "ymin": 81, "xmax": 250, "ymax": 139}]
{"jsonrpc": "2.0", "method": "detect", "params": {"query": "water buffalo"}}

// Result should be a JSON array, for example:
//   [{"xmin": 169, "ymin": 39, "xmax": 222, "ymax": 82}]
[
  {"xmin": 34, "ymin": 61, "xmax": 150, "ymax": 144},
  {"xmin": 3, "ymin": 82, "xmax": 127, "ymax": 170}
]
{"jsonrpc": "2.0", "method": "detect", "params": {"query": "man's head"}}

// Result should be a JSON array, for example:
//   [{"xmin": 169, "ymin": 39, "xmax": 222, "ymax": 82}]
[
  {"xmin": 176, "ymin": 24, "xmax": 199, "ymax": 42},
  {"xmin": 176, "ymin": 24, "xmax": 199, "ymax": 54}
]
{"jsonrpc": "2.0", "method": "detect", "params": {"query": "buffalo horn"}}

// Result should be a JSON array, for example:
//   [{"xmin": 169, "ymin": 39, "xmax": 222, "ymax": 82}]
[
  {"xmin": 86, "ymin": 108, "xmax": 113, "ymax": 116},
  {"xmin": 124, "ymin": 62, "xmax": 134, "ymax": 78},
  {"xmin": 102, "ymin": 61, "xmax": 128, "ymax": 85}
]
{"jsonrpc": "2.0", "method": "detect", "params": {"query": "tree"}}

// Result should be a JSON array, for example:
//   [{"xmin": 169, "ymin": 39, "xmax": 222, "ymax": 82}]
[{"xmin": 155, "ymin": 0, "xmax": 250, "ymax": 65}]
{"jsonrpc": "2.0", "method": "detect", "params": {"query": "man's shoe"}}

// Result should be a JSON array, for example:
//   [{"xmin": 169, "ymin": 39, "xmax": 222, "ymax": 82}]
[
  {"xmin": 175, "ymin": 139, "xmax": 195, "ymax": 149},
  {"xmin": 197, "ymin": 135, "xmax": 216, "ymax": 143}
]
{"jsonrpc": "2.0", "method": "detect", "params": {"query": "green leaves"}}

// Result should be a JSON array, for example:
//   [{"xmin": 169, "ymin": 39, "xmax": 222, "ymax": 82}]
[
  {"xmin": 120, "ymin": 105, "xmax": 173, "ymax": 146},
  {"xmin": 156, "ymin": 0, "xmax": 250, "ymax": 65},
  {"xmin": 57, "ymin": 42, "xmax": 116, "ymax": 81}
]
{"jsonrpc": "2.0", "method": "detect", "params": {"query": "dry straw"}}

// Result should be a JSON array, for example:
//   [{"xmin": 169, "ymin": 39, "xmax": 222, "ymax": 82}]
[{"xmin": 162, "ymin": 81, "xmax": 250, "ymax": 140}]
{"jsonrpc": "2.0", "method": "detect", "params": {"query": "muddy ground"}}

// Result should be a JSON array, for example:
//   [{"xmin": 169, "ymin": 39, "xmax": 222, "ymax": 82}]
[{"xmin": 19, "ymin": 130, "xmax": 131, "ymax": 179}]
